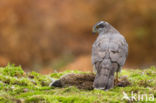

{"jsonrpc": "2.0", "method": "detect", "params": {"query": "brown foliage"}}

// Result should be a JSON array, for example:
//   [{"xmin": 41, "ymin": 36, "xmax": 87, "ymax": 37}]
[{"xmin": 0, "ymin": 0, "xmax": 155, "ymax": 69}]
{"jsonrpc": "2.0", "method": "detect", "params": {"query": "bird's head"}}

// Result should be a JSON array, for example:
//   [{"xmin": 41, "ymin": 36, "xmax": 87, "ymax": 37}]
[{"xmin": 92, "ymin": 21, "xmax": 109, "ymax": 34}]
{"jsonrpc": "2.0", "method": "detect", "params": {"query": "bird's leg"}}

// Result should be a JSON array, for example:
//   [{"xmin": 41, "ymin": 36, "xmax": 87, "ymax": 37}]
[
  {"xmin": 114, "ymin": 72, "xmax": 119, "ymax": 86},
  {"xmin": 116, "ymin": 72, "xmax": 119, "ymax": 82}
]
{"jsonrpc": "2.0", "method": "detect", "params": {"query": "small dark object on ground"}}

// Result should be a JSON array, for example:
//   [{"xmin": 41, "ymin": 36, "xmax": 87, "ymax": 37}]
[{"xmin": 50, "ymin": 73, "xmax": 130, "ymax": 90}]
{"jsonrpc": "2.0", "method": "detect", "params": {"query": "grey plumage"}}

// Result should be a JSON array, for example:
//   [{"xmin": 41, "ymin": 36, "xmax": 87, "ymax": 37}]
[{"xmin": 92, "ymin": 21, "xmax": 128, "ymax": 90}]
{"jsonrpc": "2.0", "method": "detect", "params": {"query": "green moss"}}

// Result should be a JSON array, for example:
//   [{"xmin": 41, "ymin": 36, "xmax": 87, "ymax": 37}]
[
  {"xmin": 25, "ymin": 95, "xmax": 97, "ymax": 103},
  {"xmin": 50, "ymin": 70, "xmax": 86, "ymax": 78},
  {"xmin": 0, "ymin": 97, "xmax": 13, "ymax": 103},
  {"xmin": 1, "ymin": 64, "xmax": 24, "ymax": 77},
  {"xmin": 0, "ymin": 65, "xmax": 156, "ymax": 103}
]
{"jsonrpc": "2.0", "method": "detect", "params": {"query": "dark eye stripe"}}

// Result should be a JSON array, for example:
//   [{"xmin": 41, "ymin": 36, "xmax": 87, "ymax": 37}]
[{"xmin": 97, "ymin": 24, "xmax": 105, "ymax": 28}]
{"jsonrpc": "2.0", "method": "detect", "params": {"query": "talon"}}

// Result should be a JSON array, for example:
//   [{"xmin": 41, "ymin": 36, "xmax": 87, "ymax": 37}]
[{"xmin": 114, "ymin": 72, "xmax": 119, "ymax": 86}]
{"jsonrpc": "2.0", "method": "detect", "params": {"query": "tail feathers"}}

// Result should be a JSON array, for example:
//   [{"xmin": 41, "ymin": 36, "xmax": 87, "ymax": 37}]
[
  {"xmin": 93, "ymin": 67, "xmax": 114, "ymax": 90},
  {"xmin": 105, "ymin": 75, "xmax": 114, "ymax": 90},
  {"xmin": 93, "ymin": 75, "xmax": 109, "ymax": 90}
]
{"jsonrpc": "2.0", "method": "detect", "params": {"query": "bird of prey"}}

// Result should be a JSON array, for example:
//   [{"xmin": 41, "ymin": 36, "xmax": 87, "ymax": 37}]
[{"xmin": 92, "ymin": 21, "xmax": 128, "ymax": 90}]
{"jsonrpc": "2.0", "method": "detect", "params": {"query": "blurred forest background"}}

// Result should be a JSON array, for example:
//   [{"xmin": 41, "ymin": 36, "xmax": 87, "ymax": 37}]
[{"xmin": 0, "ymin": 0, "xmax": 155, "ymax": 73}]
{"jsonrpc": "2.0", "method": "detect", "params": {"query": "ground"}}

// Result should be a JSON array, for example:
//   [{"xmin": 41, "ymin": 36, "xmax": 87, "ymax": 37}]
[{"xmin": 0, "ymin": 64, "xmax": 156, "ymax": 103}]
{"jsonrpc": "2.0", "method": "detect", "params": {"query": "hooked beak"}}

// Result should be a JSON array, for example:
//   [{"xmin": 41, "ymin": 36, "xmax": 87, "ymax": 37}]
[{"xmin": 92, "ymin": 24, "xmax": 97, "ymax": 34}]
